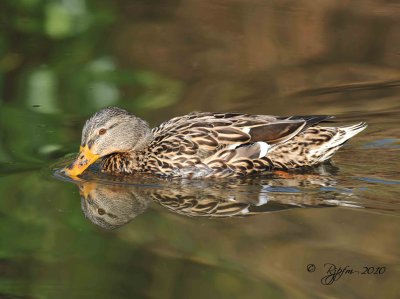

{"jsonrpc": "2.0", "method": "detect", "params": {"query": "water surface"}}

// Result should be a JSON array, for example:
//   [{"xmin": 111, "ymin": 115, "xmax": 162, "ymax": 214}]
[{"xmin": 1, "ymin": 0, "xmax": 400, "ymax": 298}]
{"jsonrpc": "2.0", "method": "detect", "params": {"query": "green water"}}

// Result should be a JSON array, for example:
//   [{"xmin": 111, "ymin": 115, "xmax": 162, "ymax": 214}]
[{"xmin": 1, "ymin": 1, "xmax": 400, "ymax": 298}]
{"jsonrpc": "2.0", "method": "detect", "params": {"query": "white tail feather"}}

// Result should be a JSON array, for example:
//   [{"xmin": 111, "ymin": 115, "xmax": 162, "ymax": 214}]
[
  {"xmin": 314, "ymin": 122, "xmax": 367, "ymax": 162},
  {"xmin": 330, "ymin": 122, "xmax": 367, "ymax": 148}
]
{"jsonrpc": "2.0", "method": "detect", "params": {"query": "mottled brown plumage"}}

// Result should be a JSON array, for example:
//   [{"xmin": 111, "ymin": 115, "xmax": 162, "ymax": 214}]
[
  {"xmin": 77, "ymin": 167, "xmax": 359, "ymax": 229},
  {"xmin": 64, "ymin": 107, "xmax": 367, "ymax": 178}
]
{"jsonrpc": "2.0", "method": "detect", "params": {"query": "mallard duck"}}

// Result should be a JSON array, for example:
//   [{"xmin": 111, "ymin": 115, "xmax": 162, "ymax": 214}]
[{"xmin": 63, "ymin": 107, "xmax": 366, "ymax": 178}]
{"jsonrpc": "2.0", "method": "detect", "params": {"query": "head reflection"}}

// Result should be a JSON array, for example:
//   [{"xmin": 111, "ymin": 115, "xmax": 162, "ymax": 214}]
[
  {"xmin": 79, "ymin": 182, "xmax": 148, "ymax": 230},
  {"xmin": 75, "ymin": 163, "xmax": 360, "ymax": 230}
]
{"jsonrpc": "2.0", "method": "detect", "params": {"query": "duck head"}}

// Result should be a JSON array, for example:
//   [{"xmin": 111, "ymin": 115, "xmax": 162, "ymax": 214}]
[{"xmin": 63, "ymin": 107, "xmax": 152, "ymax": 176}]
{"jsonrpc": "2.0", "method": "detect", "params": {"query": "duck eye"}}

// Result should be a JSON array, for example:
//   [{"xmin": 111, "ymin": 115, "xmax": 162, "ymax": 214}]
[
  {"xmin": 98, "ymin": 208, "xmax": 105, "ymax": 215},
  {"xmin": 99, "ymin": 128, "xmax": 107, "ymax": 135}
]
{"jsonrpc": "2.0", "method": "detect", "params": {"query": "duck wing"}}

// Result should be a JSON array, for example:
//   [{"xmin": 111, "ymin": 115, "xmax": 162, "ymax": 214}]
[{"xmin": 153, "ymin": 112, "xmax": 332, "ymax": 149}]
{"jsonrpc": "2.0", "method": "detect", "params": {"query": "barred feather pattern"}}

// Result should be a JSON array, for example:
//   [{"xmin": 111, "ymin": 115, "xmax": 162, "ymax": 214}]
[
  {"xmin": 267, "ymin": 123, "xmax": 367, "ymax": 169},
  {"xmin": 101, "ymin": 112, "xmax": 366, "ymax": 178},
  {"xmin": 78, "ymin": 167, "xmax": 354, "ymax": 229}
]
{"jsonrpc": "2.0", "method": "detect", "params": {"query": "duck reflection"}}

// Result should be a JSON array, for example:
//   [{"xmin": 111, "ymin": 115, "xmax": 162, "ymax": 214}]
[
  {"xmin": 79, "ymin": 181, "xmax": 266, "ymax": 229},
  {"xmin": 79, "ymin": 182, "xmax": 149, "ymax": 230},
  {"xmin": 74, "ymin": 163, "xmax": 361, "ymax": 230}
]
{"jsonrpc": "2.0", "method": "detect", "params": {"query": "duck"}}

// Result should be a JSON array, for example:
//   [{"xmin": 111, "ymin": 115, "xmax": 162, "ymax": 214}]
[{"xmin": 63, "ymin": 107, "xmax": 367, "ymax": 178}]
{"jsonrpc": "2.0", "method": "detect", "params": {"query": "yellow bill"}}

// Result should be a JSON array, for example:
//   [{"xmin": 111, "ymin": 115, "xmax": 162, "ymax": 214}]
[
  {"xmin": 79, "ymin": 182, "xmax": 97, "ymax": 199},
  {"xmin": 63, "ymin": 145, "xmax": 100, "ymax": 177}
]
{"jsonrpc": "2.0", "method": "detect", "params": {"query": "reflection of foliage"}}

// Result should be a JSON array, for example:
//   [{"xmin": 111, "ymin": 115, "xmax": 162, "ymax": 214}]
[
  {"xmin": 0, "ymin": 105, "xmax": 63, "ymax": 164},
  {"xmin": 0, "ymin": 0, "xmax": 183, "ymax": 114},
  {"xmin": 0, "ymin": 0, "xmax": 183, "ymax": 165},
  {"xmin": 1, "ymin": 1, "xmax": 399, "ymax": 299},
  {"xmin": 0, "ymin": 172, "xmax": 284, "ymax": 299}
]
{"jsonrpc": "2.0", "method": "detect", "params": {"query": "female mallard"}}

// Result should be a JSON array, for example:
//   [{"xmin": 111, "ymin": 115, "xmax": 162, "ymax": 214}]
[{"xmin": 63, "ymin": 107, "xmax": 366, "ymax": 178}]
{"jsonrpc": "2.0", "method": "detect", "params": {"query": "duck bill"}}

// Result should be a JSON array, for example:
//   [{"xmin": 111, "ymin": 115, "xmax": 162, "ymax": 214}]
[{"xmin": 63, "ymin": 145, "xmax": 100, "ymax": 177}]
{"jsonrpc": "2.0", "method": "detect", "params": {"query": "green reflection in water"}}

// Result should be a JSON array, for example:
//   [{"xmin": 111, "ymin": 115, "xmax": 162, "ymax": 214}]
[
  {"xmin": 0, "ymin": 0, "xmax": 183, "ymax": 116},
  {"xmin": 0, "ymin": 171, "xmax": 286, "ymax": 299},
  {"xmin": 0, "ymin": 0, "xmax": 400, "ymax": 298}
]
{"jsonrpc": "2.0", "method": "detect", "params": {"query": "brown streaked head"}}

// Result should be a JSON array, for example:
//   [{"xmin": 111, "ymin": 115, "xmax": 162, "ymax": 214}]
[
  {"xmin": 78, "ymin": 182, "xmax": 149, "ymax": 230},
  {"xmin": 63, "ymin": 107, "xmax": 152, "ymax": 177}
]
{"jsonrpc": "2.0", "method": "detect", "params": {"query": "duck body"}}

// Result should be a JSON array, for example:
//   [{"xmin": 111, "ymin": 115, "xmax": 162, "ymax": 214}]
[{"xmin": 82, "ymin": 109, "xmax": 367, "ymax": 178}]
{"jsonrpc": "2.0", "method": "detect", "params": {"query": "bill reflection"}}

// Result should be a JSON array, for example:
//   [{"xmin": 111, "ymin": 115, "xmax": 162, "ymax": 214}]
[{"xmin": 74, "ymin": 164, "xmax": 361, "ymax": 230}]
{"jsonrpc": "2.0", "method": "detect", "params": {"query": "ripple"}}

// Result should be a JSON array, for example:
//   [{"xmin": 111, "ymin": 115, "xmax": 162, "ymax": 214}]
[{"xmin": 357, "ymin": 177, "xmax": 400, "ymax": 185}]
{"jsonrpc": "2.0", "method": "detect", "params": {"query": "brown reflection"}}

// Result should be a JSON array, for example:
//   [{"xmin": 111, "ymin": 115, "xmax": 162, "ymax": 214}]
[
  {"xmin": 79, "ymin": 182, "xmax": 149, "ymax": 230},
  {"xmin": 75, "ymin": 163, "xmax": 362, "ymax": 230}
]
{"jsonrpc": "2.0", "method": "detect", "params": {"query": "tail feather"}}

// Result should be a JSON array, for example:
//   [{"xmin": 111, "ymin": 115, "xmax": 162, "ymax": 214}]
[
  {"xmin": 311, "ymin": 122, "xmax": 367, "ymax": 162},
  {"xmin": 267, "ymin": 122, "xmax": 367, "ymax": 168},
  {"xmin": 327, "ymin": 122, "xmax": 367, "ymax": 148}
]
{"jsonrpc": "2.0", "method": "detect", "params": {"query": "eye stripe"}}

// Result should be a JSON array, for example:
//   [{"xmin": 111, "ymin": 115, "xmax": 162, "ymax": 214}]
[
  {"xmin": 108, "ymin": 123, "xmax": 119, "ymax": 130},
  {"xmin": 83, "ymin": 123, "xmax": 119, "ymax": 148},
  {"xmin": 87, "ymin": 139, "xmax": 95, "ymax": 148}
]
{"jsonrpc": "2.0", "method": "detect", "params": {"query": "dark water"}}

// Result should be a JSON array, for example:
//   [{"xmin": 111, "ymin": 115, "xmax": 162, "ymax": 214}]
[{"xmin": 1, "ymin": 1, "xmax": 400, "ymax": 298}]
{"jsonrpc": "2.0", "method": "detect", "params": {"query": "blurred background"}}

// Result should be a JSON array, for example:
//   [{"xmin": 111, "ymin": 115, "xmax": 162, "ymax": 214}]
[{"xmin": 0, "ymin": 0, "xmax": 399, "ymax": 298}]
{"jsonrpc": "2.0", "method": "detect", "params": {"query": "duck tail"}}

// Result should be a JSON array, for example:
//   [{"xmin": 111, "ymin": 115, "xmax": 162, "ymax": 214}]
[
  {"xmin": 328, "ymin": 122, "xmax": 367, "ymax": 147},
  {"xmin": 266, "ymin": 122, "xmax": 367, "ymax": 169},
  {"xmin": 309, "ymin": 122, "xmax": 367, "ymax": 163}
]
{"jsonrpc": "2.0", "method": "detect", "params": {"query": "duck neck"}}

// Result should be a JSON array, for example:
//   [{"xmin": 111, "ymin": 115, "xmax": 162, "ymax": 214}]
[
  {"xmin": 132, "ymin": 129, "xmax": 153, "ymax": 152},
  {"xmin": 101, "ymin": 152, "xmax": 142, "ymax": 174}
]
